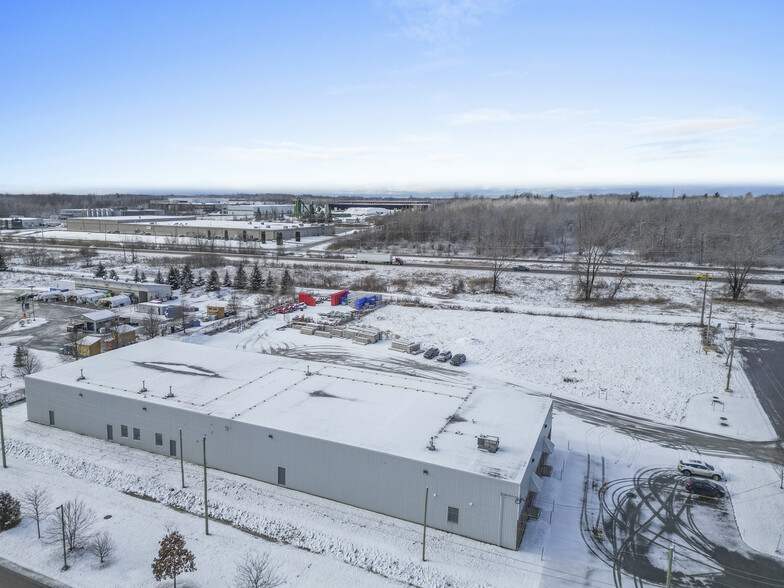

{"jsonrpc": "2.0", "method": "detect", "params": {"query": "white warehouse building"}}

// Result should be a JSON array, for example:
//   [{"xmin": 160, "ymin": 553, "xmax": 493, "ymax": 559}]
[{"xmin": 25, "ymin": 340, "xmax": 553, "ymax": 549}]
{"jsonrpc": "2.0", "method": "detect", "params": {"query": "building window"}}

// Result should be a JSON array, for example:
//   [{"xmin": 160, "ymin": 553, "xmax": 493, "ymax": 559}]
[
  {"xmin": 121, "ymin": 425, "xmax": 128, "ymax": 438},
  {"xmin": 447, "ymin": 507, "xmax": 459, "ymax": 524},
  {"xmin": 278, "ymin": 467, "xmax": 286, "ymax": 486},
  {"xmin": 133, "ymin": 427, "xmax": 140, "ymax": 441},
  {"xmin": 169, "ymin": 440, "xmax": 177, "ymax": 457},
  {"xmin": 49, "ymin": 411, "xmax": 55, "ymax": 425},
  {"xmin": 107, "ymin": 425, "xmax": 113, "ymax": 440},
  {"xmin": 155, "ymin": 433, "xmax": 163, "ymax": 446}
]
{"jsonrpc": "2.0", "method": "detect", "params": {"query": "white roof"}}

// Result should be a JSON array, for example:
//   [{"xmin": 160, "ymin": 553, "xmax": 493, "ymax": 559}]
[
  {"xmin": 81, "ymin": 310, "xmax": 117, "ymax": 322},
  {"xmin": 150, "ymin": 219, "xmax": 307, "ymax": 230},
  {"xmin": 68, "ymin": 289, "xmax": 98, "ymax": 297},
  {"xmin": 138, "ymin": 299, "xmax": 182, "ymax": 307},
  {"xmin": 26, "ymin": 340, "xmax": 551, "ymax": 482},
  {"xmin": 78, "ymin": 336, "xmax": 103, "ymax": 346}
]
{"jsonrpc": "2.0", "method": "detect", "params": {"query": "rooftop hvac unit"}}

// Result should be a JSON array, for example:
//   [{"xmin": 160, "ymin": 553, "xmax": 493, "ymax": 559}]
[{"xmin": 477, "ymin": 435, "xmax": 500, "ymax": 453}]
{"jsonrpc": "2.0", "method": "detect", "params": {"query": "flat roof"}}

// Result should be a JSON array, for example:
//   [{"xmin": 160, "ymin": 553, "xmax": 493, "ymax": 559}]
[
  {"xmin": 147, "ymin": 219, "xmax": 310, "ymax": 230},
  {"xmin": 81, "ymin": 310, "xmax": 117, "ymax": 321},
  {"xmin": 26, "ymin": 340, "xmax": 551, "ymax": 482}
]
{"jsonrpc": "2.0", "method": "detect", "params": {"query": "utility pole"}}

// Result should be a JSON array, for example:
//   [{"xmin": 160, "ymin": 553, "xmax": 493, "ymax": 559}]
[
  {"xmin": 179, "ymin": 428, "xmax": 185, "ymax": 488},
  {"xmin": 203, "ymin": 435, "xmax": 209, "ymax": 535},
  {"xmin": 422, "ymin": 487, "xmax": 429, "ymax": 562},
  {"xmin": 56, "ymin": 504, "xmax": 69, "ymax": 571},
  {"xmin": 665, "ymin": 543, "xmax": 674, "ymax": 588},
  {"xmin": 700, "ymin": 278, "xmax": 708, "ymax": 326},
  {"xmin": 706, "ymin": 299, "xmax": 713, "ymax": 347},
  {"xmin": 0, "ymin": 395, "xmax": 7, "ymax": 468},
  {"xmin": 726, "ymin": 323, "xmax": 738, "ymax": 392}
]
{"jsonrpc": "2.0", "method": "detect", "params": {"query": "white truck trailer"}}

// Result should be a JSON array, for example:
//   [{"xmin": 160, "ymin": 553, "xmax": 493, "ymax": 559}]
[{"xmin": 356, "ymin": 253, "xmax": 403, "ymax": 265}]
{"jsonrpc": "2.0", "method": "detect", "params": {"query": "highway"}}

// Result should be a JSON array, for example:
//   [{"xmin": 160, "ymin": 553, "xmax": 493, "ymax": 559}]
[{"xmin": 2, "ymin": 239, "xmax": 783, "ymax": 286}]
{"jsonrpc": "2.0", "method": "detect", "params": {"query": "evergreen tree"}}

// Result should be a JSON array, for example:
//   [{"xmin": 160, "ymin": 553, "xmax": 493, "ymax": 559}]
[
  {"xmin": 279, "ymin": 269, "xmax": 293, "ymax": 295},
  {"xmin": 140, "ymin": 271, "xmax": 147, "ymax": 283},
  {"xmin": 133, "ymin": 268, "xmax": 140, "ymax": 282},
  {"xmin": 155, "ymin": 269, "xmax": 164, "ymax": 284},
  {"xmin": 13, "ymin": 344, "xmax": 27, "ymax": 368},
  {"xmin": 167, "ymin": 266, "xmax": 181, "ymax": 289},
  {"xmin": 222, "ymin": 269, "xmax": 232, "ymax": 287},
  {"xmin": 206, "ymin": 269, "xmax": 221, "ymax": 292},
  {"xmin": 0, "ymin": 492, "xmax": 22, "ymax": 532},
  {"xmin": 0, "ymin": 251, "xmax": 8, "ymax": 271},
  {"xmin": 326, "ymin": 208, "xmax": 333, "ymax": 223},
  {"xmin": 263, "ymin": 271, "xmax": 274, "ymax": 295},
  {"xmin": 194, "ymin": 271, "xmax": 205, "ymax": 287},
  {"xmin": 249, "ymin": 263, "xmax": 262, "ymax": 293},
  {"xmin": 233, "ymin": 263, "xmax": 248, "ymax": 290},
  {"xmin": 94, "ymin": 262, "xmax": 107, "ymax": 278},
  {"xmin": 253, "ymin": 207, "xmax": 262, "ymax": 221},
  {"xmin": 109, "ymin": 269, "xmax": 119, "ymax": 280},
  {"xmin": 180, "ymin": 264, "xmax": 194, "ymax": 293}
]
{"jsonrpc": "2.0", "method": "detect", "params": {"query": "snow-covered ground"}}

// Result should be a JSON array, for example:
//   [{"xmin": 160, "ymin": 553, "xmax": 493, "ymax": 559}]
[{"xmin": 1, "ymin": 250, "xmax": 783, "ymax": 586}]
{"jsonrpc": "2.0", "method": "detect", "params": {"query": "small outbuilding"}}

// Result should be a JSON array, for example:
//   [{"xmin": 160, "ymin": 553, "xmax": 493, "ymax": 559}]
[
  {"xmin": 206, "ymin": 301, "xmax": 228, "ymax": 319},
  {"xmin": 80, "ymin": 310, "xmax": 118, "ymax": 332},
  {"xmin": 76, "ymin": 335, "xmax": 102, "ymax": 357}
]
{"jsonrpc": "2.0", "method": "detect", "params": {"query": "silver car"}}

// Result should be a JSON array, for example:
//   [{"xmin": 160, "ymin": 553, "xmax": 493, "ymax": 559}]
[{"xmin": 677, "ymin": 459, "xmax": 724, "ymax": 481}]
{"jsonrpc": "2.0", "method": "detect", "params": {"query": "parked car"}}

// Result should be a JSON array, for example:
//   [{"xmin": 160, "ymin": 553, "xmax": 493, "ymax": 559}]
[
  {"xmin": 513, "ymin": 265, "xmax": 530, "ymax": 272},
  {"xmin": 436, "ymin": 351, "xmax": 452, "ymax": 362},
  {"xmin": 695, "ymin": 273, "xmax": 713, "ymax": 280},
  {"xmin": 423, "ymin": 347, "xmax": 439, "ymax": 359},
  {"xmin": 450, "ymin": 353, "xmax": 466, "ymax": 366},
  {"xmin": 677, "ymin": 459, "xmax": 724, "ymax": 480},
  {"xmin": 780, "ymin": 278, "xmax": 784, "ymax": 284},
  {"xmin": 684, "ymin": 478, "xmax": 725, "ymax": 499}
]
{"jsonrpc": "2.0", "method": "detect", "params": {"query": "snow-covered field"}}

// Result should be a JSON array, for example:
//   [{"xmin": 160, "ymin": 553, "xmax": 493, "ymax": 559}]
[{"xmin": 1, "ymin": 249, "xmax": 783, "ymax": 587}]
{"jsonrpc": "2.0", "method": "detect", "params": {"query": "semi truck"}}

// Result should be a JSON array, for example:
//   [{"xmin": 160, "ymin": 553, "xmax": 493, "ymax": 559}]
[{"xmin": 356, "ymin": 253, "xmax": 404, "ymax": 265}]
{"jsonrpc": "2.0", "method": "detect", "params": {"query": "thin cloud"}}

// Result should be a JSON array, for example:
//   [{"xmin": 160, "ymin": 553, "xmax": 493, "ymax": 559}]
[
  {"xmin": 640, "ymin": 116, "xmax": 755, "ymax": 137},
  {"xmin": 446, "ymin": 107, "xmax": 596, "ymax": 125},
  {"xmin": 385, "ymin": 0, "xmax": 511, "ymax": 45},
  {"xmin": 201, "ymin": 142, "xmax": 390, "ymax": 162}
]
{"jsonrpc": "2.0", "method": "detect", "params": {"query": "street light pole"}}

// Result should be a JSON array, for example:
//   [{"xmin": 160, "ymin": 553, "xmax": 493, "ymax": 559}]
[
  {"xmin": 726, "ymin": 323, "xmax": 738, "ymax": 392},
  {"xmin": 700, "ymin": 278, "xmax": 708, "ymax": 326},
  {"xmin": 0, "ymin": 395, "xmax": 7, "ymax": 468},
  {"xmin": 56, "ymin": 504, "xmax": 69, "ymax": 571}
]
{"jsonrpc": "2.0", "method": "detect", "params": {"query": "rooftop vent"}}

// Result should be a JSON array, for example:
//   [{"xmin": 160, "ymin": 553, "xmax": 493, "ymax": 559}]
[{"xmin": 477, "ymin": 434, "xmax": 499, "ymax": 453}]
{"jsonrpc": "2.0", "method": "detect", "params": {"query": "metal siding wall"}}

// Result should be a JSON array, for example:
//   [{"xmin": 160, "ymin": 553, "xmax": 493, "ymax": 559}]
[{"xmin": 24, "ymin": 378, "xmax": 546, "ymax": 549}]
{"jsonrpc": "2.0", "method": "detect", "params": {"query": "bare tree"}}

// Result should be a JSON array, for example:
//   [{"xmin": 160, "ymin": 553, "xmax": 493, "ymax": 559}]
[
  {"xmin": 608, "ymin": 265, "xmax": 632, "ymax": 300},
  {"xmin": 15, "ymin": 349, "xmax": 42, "ymax": 377},
  {"xmin": 88, "ymin": 530, "xmax": 116, "ymax": 564},
  {"xmin": 151, "ymin": 530, "xmax": 196, "ymax": 588},
  {"xmin": 140, "ymin": 309, "xmax": 165, "ymax": 339},
  {"xmin": 234, "ymin": 552, "xmax": 284, "ymax": 588},
  {"xmin": 178, "ymin": 301, "xmax": 193, "ymax": 334},
  {"xmin": 227, "ymin": 289, "xmax": 242, "ymax": 316},
  {"xmin": 487, "ymin": 245, "xmax": 515, "ymax": 294},
  {"xmin": 46, "ymin": 498, "xmax": 96, "ymax": 551},
  {"xmin": 22, "ymin": 485, "xmax": 51, "ymax": 539},
  {"xmin": 717, "ymin": 233, "xmax": 770, "ymax": 301},
  {"xmin": 573, "ymin": 203, "xmax": 626, "ymax": 301}
]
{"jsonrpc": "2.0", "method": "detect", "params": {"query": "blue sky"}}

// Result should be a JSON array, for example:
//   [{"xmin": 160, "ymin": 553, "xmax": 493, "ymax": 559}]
[{"xmin": 1, "ymin": 1, "xmax": 782, "ymax": 194}]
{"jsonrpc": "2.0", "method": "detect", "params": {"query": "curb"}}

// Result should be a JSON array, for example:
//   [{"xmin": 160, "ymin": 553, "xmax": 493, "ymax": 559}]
[{"xmin": 0, "ymin": 555, "xmax": 71, "ymax": 588}]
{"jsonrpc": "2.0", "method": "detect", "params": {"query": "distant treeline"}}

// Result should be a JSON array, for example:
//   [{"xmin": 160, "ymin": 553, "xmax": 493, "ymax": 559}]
[{"xmin": 334, "ymin": 193, "xmax": 784, "ymax": 265}]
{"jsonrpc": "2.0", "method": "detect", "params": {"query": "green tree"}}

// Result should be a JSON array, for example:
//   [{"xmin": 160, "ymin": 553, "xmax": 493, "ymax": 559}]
[
  {"xmin": 223, "ymin": 269, "xmax": 232, "ymax": 287},
  {"xmin": 13, "ymin": 344, "xmax": 27, "ymax": 368},
  {"xmin": 234, "ymin": 263, "xmax": 248, "ymax": 290},
  {"xmin": 140, "ymin": 271, "xmax": 147, "ymax": 283},
  {"xmin": 279, "ymin": 269, "xmax": 294, "ymax": 295},
  {"xmin": 206, "ymin": 269, "xmax": 221, "ymax": 292},
  {"xmin": 0, "ymin": 492, "xmax": 22, "ymax": 532},
  {"xmin": 155, "ymin": 269, "xmax": 164, "ymax": 284},
  {"xmin": 109, "ymin": 269, "xmax": 119, "ymax": 280},
  {"xmin": 249, "ymin": 263, "xmax": 262, "ymax": 293},
  {"xmin": 180, "ymin": 264, "xmax": 194, "ymax": 293},
  {"xmin": 167, "ymin": 266, "xmax": 181, "ymax": 289},
  {"xmin": 263, "ymin": 271, "xmax": 274, "ymax": 295},
  {"xmin": 133, "ymin": 268, "xmax": 140, "ymax": 282},
  {"xmin": 94, "ymin": 262, "xmax": 107, "ymax": 278},
  {"xmin": 0, "ymin": 251, "xmax": 8, "ymax": 271},
  {"xmin": 253, "ymin": 207, "xmax": 262, "ymax": 221}
]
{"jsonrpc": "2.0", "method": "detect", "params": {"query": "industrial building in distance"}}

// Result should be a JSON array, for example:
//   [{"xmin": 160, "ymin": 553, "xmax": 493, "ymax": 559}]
[
  {"xmin": 66, "ymin": 215, "xmax": 333, "ymax": 242},
  {"xmin": 25, "ymin": 339, "xmax": 553, "ymax": 549}
]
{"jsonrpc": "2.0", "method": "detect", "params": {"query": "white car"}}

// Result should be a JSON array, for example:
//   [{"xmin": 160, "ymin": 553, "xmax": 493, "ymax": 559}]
[{"xmin": 677, "ymin": 459, "xmax": 724, "ymax": 481}]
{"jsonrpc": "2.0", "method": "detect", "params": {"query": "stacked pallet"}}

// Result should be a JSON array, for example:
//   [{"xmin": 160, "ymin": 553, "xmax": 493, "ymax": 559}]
[{"xmin": 390, "ymin": 340, "xmax": 420, "ymax": 354}]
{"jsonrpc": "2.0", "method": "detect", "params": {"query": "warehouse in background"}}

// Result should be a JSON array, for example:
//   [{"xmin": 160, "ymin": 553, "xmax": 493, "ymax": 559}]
[{"xmin": 25, "ymin": 339, "xmax": 553, "ymax": 550}]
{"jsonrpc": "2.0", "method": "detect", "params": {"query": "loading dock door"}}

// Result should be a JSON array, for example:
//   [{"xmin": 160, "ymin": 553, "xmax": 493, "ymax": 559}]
[{"xmin": 278, "ymin": 467, "xmax": 286, "ymax": 485}]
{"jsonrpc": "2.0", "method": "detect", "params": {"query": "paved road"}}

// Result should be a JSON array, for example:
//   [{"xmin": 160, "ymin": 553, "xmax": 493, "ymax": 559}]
[
  {"xmin": 0, "ymin": 559, "xmax": 63, "ymax": 588},
  {"xmin": 738, "ymin": 338, "xmax": 784, "ymax": 439}
]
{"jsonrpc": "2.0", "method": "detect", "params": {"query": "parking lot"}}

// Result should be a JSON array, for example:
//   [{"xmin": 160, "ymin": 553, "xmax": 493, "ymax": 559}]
[{"xmin": 0, "ymin": 291, "xmax": 85, "ymax": 351}]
